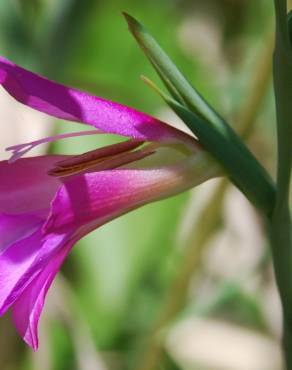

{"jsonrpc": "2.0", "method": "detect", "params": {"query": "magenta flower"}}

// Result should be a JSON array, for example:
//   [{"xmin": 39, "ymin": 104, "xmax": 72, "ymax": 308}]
[{"xmin": 0, "ymin": 56, "xmax": 220, "ymax": 350}]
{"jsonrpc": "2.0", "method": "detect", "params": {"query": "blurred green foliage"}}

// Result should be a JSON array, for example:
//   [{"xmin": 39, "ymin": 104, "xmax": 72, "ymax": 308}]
[{"xmin": 0, "ymin": 1, "xmax": 278, "ymax": 370}]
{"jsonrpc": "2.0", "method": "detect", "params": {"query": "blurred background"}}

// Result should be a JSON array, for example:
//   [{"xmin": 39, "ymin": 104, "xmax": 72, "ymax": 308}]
[{"xmin": 0, "ymin": 0, "xmax": 284, "ymax": 369}]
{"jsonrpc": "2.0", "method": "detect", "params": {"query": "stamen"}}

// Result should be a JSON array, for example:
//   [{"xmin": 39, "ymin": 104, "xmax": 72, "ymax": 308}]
[
  {"xmin": 49, "ymin": 142, "xmax": 157, "ymax": 177},
  {"xmin": 55, "ymin": 139, "xmax": 143, "ymax": 168},
  {"xmin": 6, "ymin": 129, "xmax": 100, "ymax": 163}
]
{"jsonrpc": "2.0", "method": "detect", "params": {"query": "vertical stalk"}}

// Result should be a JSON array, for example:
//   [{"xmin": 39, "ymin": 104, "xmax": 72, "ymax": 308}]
[{"xmin": 271, "ymin": 0, "xmax": 292, "ymax": 368}]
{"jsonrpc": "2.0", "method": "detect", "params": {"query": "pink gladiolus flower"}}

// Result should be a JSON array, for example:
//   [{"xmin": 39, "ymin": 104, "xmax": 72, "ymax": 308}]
[{"xmin": 0, "ymin": 56, "xmax": 220, "ymax": 350}]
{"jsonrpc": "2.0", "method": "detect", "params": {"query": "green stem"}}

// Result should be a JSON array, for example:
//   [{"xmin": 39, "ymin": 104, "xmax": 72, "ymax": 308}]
[
  {"xmin": 270, "ymin": 207, "xmax": 292, "ymax": 369},
  {"xmin": 271, "ymin": 0, "xmax": 292, "ymax": 368}
]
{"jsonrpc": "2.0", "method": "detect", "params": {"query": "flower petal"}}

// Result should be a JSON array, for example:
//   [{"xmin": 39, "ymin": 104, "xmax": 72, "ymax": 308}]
[
  {"xmin": 0, "ymin": 228, "xmax": 72, "ymax": 315},
  {"xmin": 0, "ymin": 155, "xmax": 65, "ymax": 213},
  {"xmin": 0, "ymin": 56, "xmax": 193, "ymax": 145},
  {"xmin": 45, "ymin": 154, "xmax": 219, "ymax": 233},
  {"xmin": 12, "ymin": 239, "xmax": 73, "ymax": 350},
  {"xmin": 10, "ymin": 221, "xmax": 100, "ymax": 350},
  {"xmin": 0, "ymin": 211, "xmax": 45, "ymax": 254}
]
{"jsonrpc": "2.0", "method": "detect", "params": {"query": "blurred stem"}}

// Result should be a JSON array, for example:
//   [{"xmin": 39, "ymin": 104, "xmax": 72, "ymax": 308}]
[
  {"xmin": 270, "ymin": 1, "xmax": 292, "ymax": 369},
  {"xmin": 135, "ymin": 33, "xmax": 273, "ymax": 370},
  {"xmin": 54, "ymin": 276, "xmax": 108, "ymax": 370}
]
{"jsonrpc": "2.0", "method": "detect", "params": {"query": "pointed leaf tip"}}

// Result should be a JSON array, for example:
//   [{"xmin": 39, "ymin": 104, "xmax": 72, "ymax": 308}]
[{"xmin": 122, "ymin": 12, "xmax": 142, "ymax": 35}]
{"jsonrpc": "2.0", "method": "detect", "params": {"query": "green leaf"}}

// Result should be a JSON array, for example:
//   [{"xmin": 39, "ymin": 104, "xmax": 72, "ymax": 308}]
[
  {"xmin": 142, "ymin": 76, "xmax": 275, "ymax": 215},
  {"xmin": 123, "ymin": 12, "xmax": 211, "ymax": 121},
  {"xmin": 125, "ymin": 13, "xmax": 276, "ymax": 215}
]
